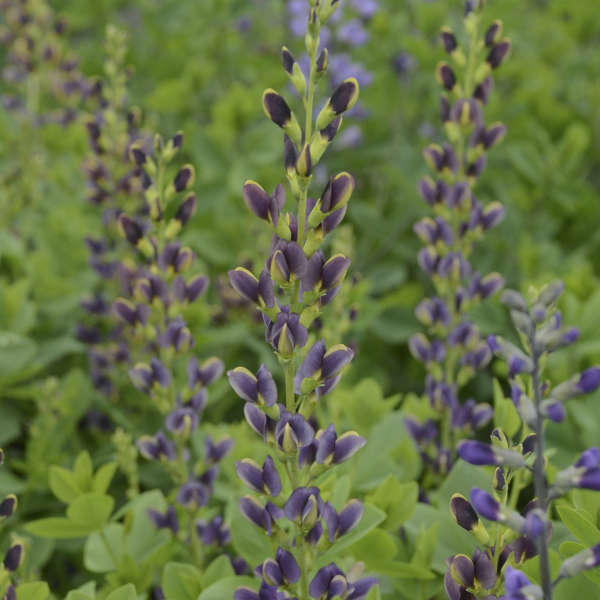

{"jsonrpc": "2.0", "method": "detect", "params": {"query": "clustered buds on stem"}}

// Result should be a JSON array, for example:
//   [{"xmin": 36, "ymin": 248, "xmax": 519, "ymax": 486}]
[
  {"xmin": 228, "ymin": 3, "xmax": 376, "ymax": 599},
  {"xmin": 0, "ymin": 449, "xmax": 22, "ymax": 600},
  {"xmin": 446, "ymin": 281, "xmax": 600, "ymax": 599},
  {"xmin": 78, "ymin": 28, "xmax": 244, "ymax": 584},
  {"xmin": 407, "ymin": 0, "xmax": 509, "ymax": 489}
]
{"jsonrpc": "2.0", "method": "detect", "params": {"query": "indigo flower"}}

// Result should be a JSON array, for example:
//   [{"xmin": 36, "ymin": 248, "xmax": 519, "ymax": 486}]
[
  {"xmin": 147, "ymin": 505, "xmax": 179, "ymax": 534},
  {"xmin": 228, "ymin": 364, "xmax": 278, "ymax": 407},
  {"xmin": 254, "ymin": 547, "xmax": 301, "ymax": 586},
  {"xmin": 559, "ymin": 543, "xmax": 600, "ymax": 578},
  {"xmin": 231, "ymin": 4, "xmax": 373, "ymax": 597},
  {"xmin": 195, "ymin": 515, "xmax": 231, "ymax": 546},
  {"xmin": 294, "ymin": 339, "xmax": 354, "ymax": 397},
  {"xmin": 137, "ymin": 432, "xmax": 177, "ymax": 461},
  {"xmin": 458, "ymin": 440, "xmax": 525, "ymax": 469},
  {"xmin": 322, "ymin": 499, "xmax": 363, "ymax": 541},
  {"xmin": 503, "ymin": 566, "xmax": 542, "ymax": 600},
  {"xmin": 129, "ymin": 359, "xmax": 171, "ymax": 393},
  {"xmin": 236, "ymin": 456, "xmax": 282, "ymax": 497}
]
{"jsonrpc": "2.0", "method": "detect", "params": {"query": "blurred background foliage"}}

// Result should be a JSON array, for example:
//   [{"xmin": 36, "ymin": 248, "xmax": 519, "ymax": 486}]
[{"xmin": 1, "ymin": 0, "xmax": 600, "ymax": 595}]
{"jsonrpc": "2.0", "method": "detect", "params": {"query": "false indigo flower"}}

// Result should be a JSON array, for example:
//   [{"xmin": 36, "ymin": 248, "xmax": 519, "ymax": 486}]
[
  {"xmin": 255, "ymin": 547, "xmax": 301, "ymax": 586},
  {"xmin": 147, "ymin": 505, "xmax": 179, "ymax": 534},
  {"xmin": 236, "ymin": 456, "xmax": 282, "ymax": 497},
  {"xmin": 228, "ymin": 364, "xmax": 278, "ymax": 407}
]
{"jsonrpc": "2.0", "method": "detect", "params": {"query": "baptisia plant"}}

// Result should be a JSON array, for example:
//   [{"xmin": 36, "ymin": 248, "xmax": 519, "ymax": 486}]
[
  {"xmin": 227, "ymin": 1, "xmax": 376, "ymax": 599},
  {"xmin": 445, "ymin": 282, "xmax": 600, "ymax": 599},
  {"xmin": 79, "ymin": 25, "xmax": 146, "ymax": 402},
  {"xmin": 0, "ymin": 0, "xmax": 94, "ymax": 223},
  {"xmin": 0, "ymin": 450, "xmax": 22, "ymax": 600},
  {"xmin": 406, "ymin": 0, "xmax": 510, "ymax": 489},
  {"xmin": 113, "ymin": 132, "xmax": 242, "ymax": 574},
  {"xmin": 286, "ymin": 0, "xmax": 378, "ymax": 148}
]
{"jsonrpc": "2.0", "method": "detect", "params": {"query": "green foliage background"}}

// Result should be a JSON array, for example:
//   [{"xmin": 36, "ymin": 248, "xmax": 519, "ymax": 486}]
[{"xmin": 1, "ymin": 0, "xmax": 600, "ymax": 598}]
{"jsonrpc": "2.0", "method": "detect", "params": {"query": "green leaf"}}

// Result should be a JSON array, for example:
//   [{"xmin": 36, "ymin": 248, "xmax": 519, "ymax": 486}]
[
  {"xmin": 48, "ymin": 466, "xmax": 82, "ymax": 504},
  {"xmin": 25, "ymin": 517, "xmax": 92, "ymax": 539},
  {"xmin": 105, "ymin": 584, "xmax": 136, "ymax": 600},
  {"xmin": 161, "ymin": 562, "xmax": 203, "ymax": 600},
  {"xmin": 67, "ymin": 493, "xmax": 114, "ymax": 529},
  {"xmin": 317, "ymin": 504, "xmax": 386, "ymax": 565},
  {"xmin": 557, "ymin": 506, "xmax": 600, "ymax": 546},
  {"xmin": 16, "ymin": 582, "xmax": 50, "ymax": 600},
  {"xmin": 197, "ymin": 577, "xmax": 257, "ymax": 600},
  {"xmin": 411, "ymin": 523, "xmax": 438, "ymax": 568},
  {"xmin": 404, "ymin": 503, "xmax": 476, "ymax": 572},
  {"xmin": 73, "ymin": 451, "xmax": 93, "ymax": 491},
  {"xmin": 351, "ymin": 528, "xmax": 397, "ymax": 567},
  {"xmin": 493, "ymin": 378, "xmax": 521, "ymax": 437},
  {"xmin": 201, "ymin": 555, "xmax": 235, "ymax": 588},
  {"xmin": 64, "ymin": 593, "xmax": 94, "ymax": 600},
  {"xmin": 92, "ymin": 462, "xmax": 118, "ymax": 494},
  {"xmin": 84, "ymin": 523, "xmax": 123, "ymax": 572},
  {"xmin": 366, "ymin": 476, "xmax": 417, "ymax": 530},
  {"xmin": 64, "ymin": 582, "xmax": 96, "ymax": 600},
  {"xmin": 373, "ymin": 561, "xmax": 435, "ymax": 580}
]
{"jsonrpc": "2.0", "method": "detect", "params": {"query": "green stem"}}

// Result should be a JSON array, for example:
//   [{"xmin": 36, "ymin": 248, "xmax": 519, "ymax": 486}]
[
  {"xmin": 283, "ymin": 360, "xmax": 296, "ymax": 412},
  {"xmin": 530, "ymin": 335, "xmax": 553, "ymax": 600}
]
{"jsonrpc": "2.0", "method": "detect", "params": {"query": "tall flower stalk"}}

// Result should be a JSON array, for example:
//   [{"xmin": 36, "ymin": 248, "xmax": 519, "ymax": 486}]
[
  {"xmin": 227, "ymin": 2, "xmax": 376, "ymax": 599},
  {"xmin": 447, "ymin": 282, "xmax": 600, "ymax": 599},
  {"xmin": 0, "ymin": 0, "xmax": 93, "ymax": 223},
  {"xmin": 0, "ymin": 450, "xmax": 21, "ymax": 600},
  {"xmin": 407, "ymin": 0, "xmax": 510, "ymax": 489}
]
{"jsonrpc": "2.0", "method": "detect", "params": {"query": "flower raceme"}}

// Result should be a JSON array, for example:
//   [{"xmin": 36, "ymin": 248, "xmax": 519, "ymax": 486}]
[
  {"xmin": 406, "ymin": 2, "xmax": 509, "ymax": 488},
  {"xmin": 447, "ymin": 281, "xmax": 600, "ymax": 599},
  {"xmin": 227, "ymin": 2, "xmax": 376, "ymax": 598}
]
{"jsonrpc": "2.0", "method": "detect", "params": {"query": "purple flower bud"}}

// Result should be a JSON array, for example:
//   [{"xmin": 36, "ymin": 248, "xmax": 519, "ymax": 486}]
[
  {"xmin": 320, "ymin": 172, "xmax": 355, "ymax": 213},
  {"xmin": 228, "ymin": 364, "xmax": 277, "ymax": 406},
  {"xmin": 470, "ymin": 488, "xmax": 502, "ymax": 522},
  {"xmin": 449, "ymin": 554, "xmax": 474, "ymax": 588},
  {"xmin": 309, "ymin": 563, "xmax": 347, "ymax": 599},
  {"xmin": 137, "ymin": 432, "xmax": 177, "ymax": 461},
  {"xmin": 238, "ymin": 496, "xmax": 278, "ymax": 535},
  {"xmin": 474, "ymin": 76, "xmax": 493, "ymax": 104},
  {"xmin": 236, "ymin": 455, "xmax": 281, "ymax": 497},
  {"xmin": 3, "ymin": 545, "xmax": 22, "ymax": 572},
  {"xmin": 165, "ymin": 407, "xmax": 198, "ymax": 434},
  {"xmin": 576, "ymin": 467, "xmax": 600, "ymax": 491},
  {"xmin": 147, "ymin": 505, "xmax": 179, "ymax": 534},
  {"xmin": 323, "ymin": 499, "xmax": 364, "ymax": 543},
  {"xmin": 119, "ymin": 214, "xmax": 144, "ymax": 246},
  {"xmin": 129, "ymin": 358, "xmax": 171, "ymax": 393},
  {"xmin": 196, "ymin": 515, "xmax": 230, "ymax": 546},
  {"xmin": 264, "ymin": 306, "xmax": 308, "ymax": 356},
  {"xmin": 560, "ymin": 543, "xmax": 600, "ymax": 578},
  {"xmin": 284, "ymin": 486, "xmax": 322, "ymax": 529},
  {"xmin": 0, "ymin": 494, "xmax": 17, "ymax": 518},
  {"xmin": 205, "ymin": 435, "xmax": 234, "ymax": 464},
  {"xmin": 504, "ymin": 566, "xmax": 542, "ymax": 600},
  {"xmin": 450, "ymin": 494, "xmax": 479, "ymax": 532},
  {"xmin": 175, "ymin": 194, "xmax": 196, "ymax": 225},
  {"xmin": 177, "ymin": 481, "xmax": 209, "ymax": 509},
  {"xmin": 275, "ymin": 409, "xmax": 314, "ymax": 454},
  {"xmin": 440, "ymin": 27, "xmax": 457, "ymax": 53},
  {"xmin": 575, "ymin": 447, "xmax": 599, "ymax": 469},
  {"xmin": 159, "ymin": 318, "xmax": 194, "ymax": 352},
  {"xmin": 487, "ymin": 40, "xmax": 511, "ymax": 69},
  {"xmin": 436, "ymin": 62, "xmax": 456, "ymax": 91},
  {"xmin": 577, "ymin": 367, "xmax": 600, "ymax": 394},
  {"xmin": 418, "ymin": 177, "xmax": 449, "ymax": 206},
  {"xmin": 113, "ymin": 298, "xmax": 150, "ymax": 327}
]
